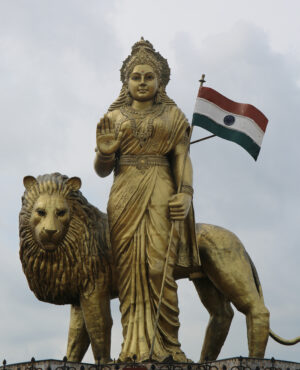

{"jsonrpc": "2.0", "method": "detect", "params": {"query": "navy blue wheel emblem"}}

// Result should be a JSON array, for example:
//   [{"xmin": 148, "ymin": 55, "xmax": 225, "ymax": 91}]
[{"xmin": 223, "ymin": 115, "xmax": 235, "ymax": 126}]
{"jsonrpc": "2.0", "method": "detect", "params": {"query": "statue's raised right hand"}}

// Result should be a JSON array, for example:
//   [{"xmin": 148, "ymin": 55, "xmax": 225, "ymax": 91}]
[{"xmin": 96, "ymin": 114, "xmax": 123, "ymax": 155}]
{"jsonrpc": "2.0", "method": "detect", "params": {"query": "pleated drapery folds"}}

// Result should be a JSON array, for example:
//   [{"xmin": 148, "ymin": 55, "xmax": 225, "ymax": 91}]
[{"xmin": 107, "ymin": 105, "xmax": 196, "ymax": 362}]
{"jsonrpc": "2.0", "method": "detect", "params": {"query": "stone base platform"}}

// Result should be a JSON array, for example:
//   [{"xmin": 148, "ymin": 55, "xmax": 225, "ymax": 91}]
[{"xmin": 1, "ymin": 357, "xmax": 299, "ymax": 370}]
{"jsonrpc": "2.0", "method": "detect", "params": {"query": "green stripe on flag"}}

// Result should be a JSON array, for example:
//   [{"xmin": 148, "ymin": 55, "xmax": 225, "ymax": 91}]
[{"xmin": 192, "ymin": 113, "xmax": 260, "ymax": 160}]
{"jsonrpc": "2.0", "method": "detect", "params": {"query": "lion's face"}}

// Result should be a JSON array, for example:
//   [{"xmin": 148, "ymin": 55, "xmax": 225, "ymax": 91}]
[
  {"xmin": 20, "ymin": 173, "xmax": 107, "ymax": 304},
  {"xmin": 30, "ymin": 193, "xmax": 70, "ymax": 251}
]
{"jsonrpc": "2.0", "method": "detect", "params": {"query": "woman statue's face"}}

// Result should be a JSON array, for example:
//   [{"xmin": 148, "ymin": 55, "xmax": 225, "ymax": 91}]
[{"xmin": 128, "ymin": 64, "xmax": 159, "ymax": 102}]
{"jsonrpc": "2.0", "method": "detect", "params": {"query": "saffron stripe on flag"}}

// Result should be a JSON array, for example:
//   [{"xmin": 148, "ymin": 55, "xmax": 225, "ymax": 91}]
[
  {"xmin": 194, "ymin": 98, "xmax": 264, "ymax": 146},
  {"xmin": 197, "ymin": 87, "xmax": 268, "ymax": 132},
  {"xmin": 192, "ymin": 86, "xmax": 269, "ymax": 160}
]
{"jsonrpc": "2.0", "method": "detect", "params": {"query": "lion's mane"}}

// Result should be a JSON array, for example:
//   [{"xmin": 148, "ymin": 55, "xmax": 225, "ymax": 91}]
[{"xmin": 19, "ymin": 173, "xmax": 109, "ymax": 305}]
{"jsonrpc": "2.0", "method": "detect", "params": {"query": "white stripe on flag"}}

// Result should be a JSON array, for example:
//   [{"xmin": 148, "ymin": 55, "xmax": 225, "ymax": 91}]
[{"xmin": 194, "ymin": 97, "xmax": 264, "ymax": 146}]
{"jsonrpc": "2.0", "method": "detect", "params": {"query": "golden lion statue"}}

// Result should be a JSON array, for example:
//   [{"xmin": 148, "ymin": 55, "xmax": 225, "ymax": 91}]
[{"xmin": 19, "ymin": 173, "xmax": 300, "ymax": 363}]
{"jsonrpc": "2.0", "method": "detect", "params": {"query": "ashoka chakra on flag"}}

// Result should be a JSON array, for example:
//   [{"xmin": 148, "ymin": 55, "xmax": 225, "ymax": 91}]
[{"xmin": 192, "ymin": 87, "xmax": 268, "ymax": 160}]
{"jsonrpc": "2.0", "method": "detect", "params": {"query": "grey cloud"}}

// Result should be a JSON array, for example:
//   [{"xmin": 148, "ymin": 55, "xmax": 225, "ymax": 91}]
[{"xmin": 1, "ymin": 6, "xmax": 299, "ymax": 365}]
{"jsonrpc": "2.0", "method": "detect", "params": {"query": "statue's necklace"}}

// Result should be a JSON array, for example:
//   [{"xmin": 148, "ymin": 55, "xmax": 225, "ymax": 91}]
[{"xmin": 120, "ymin": 104, "xmax": 165, "ymax": 147}]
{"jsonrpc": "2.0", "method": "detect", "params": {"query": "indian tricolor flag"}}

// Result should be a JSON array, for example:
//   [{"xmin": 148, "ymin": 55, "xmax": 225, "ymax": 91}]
[{"xmin": 192, "ymin": 87, "xmax": 268, "ymax": 160}]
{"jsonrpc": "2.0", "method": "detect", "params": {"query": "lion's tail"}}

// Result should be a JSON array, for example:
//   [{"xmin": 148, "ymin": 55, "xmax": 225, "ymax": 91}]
[{"xmin": 269, "ymin": 329, "xmax": 300, "ymax": 345}]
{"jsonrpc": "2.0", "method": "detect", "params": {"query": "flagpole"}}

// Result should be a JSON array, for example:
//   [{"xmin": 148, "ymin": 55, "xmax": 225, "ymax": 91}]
[
  {"xmin": 149, "ymin": 74, "xmax": 206, "ymax": 361},
  {"xmin": 190, "ymin": 133, "xmax": 216, "ymax": 145},
  {"xmin": 189, "ymin": 75, "xmax": 217, "ymax": 145}
]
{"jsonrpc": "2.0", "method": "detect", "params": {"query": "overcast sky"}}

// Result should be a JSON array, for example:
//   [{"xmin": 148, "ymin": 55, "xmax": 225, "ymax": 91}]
[{"xmin": 1, "ymin": 0, "xmax": 300, "ymax": 365}]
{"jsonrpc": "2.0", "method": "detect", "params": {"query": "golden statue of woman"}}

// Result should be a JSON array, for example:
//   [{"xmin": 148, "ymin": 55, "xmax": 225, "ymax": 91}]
[{"xmin": 94, "ymin": 38, "xmax": 199, "ymax": 362}]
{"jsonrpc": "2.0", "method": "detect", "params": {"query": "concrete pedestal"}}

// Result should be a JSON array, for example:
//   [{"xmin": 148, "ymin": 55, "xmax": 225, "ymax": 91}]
[{"xmin": 1, "ymin": 357, "xmax": 299, "ymax": 370}]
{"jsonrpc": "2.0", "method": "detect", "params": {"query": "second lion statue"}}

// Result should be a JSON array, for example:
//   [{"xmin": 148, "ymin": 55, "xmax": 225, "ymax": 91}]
[{"xmin": 19, "ymin": 173, "xmax": 300, "ymax": 363}]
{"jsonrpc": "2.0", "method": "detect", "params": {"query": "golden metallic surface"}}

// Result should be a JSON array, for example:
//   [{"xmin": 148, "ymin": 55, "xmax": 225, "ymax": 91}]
[
  {"xmin": 93, "ymin": 39, "xmax": 299, "ymax": 361},
  {"xmin": 19, "ymin": 174, "xmax": 113, "ymax": 363},
  {"xmin": 19, "ymin": 40, "xmax": 300, "ymax": 363},
  {"xmin": 19, "ymin": 174, "xmax": 300, "ymax": 363},
  {"xmin": 95, "ymin": 39, "xmax": 198, "ymax": 362},
  {"xmin": 194, "ymin": 223, "xmax": 269, "ymax": 361}
]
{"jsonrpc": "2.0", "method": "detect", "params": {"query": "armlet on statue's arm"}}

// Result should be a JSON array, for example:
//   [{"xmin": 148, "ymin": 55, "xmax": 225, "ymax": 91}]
[
  {"xmin": 94, "ymin": 148, "xmax": 115, "ymax": 177},
  {"xmin": 178, "ymin": 129, "xmax": 190, "ymax": 147}
]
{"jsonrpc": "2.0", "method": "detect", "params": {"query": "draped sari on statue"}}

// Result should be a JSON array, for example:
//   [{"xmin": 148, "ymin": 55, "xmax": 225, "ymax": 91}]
[{"xmin": 107, "ymin": 104, "xmax": 196, "ymax": 362}]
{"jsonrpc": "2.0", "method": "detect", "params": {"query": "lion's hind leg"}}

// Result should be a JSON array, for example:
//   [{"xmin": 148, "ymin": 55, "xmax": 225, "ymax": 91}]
[
  {"xmin": 199, "ymin": 225, "xmax": 270, "ymax": 358},
  {"xmin": 193, "ymin": 277, "xmax": 234, "ymax": 362},
  {"xmin": 228, "ymin": 280, "xmax": 270, "ymax": 358},
  {"xmin": 231, "ymin": 255, "xmax": 270, "ymax": 358}
]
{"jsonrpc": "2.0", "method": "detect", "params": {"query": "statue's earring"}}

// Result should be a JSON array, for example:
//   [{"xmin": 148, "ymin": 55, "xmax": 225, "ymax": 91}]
[
  {"xmin": 125, "ymin": 85, "xmax": 133, "ymax": 105},
  {"xmin": 154, "ymin": 86, "xmax": 163, "ymax": 104}
]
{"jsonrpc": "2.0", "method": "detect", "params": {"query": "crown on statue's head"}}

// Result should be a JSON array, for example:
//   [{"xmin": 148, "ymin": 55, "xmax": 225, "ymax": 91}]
[{"xmin": 120, "ymin": 37, "xmax": 170, "ymax": 87}]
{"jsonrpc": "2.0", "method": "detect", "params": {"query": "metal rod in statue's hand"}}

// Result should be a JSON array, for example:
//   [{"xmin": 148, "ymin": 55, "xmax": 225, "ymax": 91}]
[{"xmin": 149, "ymin": 74, "xmax": 206, "ymax": 361}]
